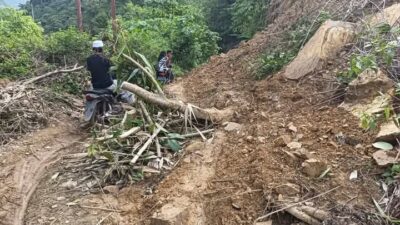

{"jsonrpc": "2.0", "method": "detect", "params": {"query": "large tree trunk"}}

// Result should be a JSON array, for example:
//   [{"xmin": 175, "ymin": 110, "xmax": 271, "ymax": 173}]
[
  {"xmin": 75, "ymin": 0, "xmax": 83, "ymax": 32},
  {"xmin": 121, "ymin": 82, "xmax": 214, "ymax": 121}
]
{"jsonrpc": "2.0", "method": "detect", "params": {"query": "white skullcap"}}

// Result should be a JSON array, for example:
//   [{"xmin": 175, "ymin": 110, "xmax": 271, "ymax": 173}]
[{"xmin": 92, "ymin": 40, "xmax": 104, "ymax": 48}]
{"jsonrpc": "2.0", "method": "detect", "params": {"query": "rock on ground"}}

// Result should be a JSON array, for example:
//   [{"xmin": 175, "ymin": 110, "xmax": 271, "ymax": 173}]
[
  {"xmin": 368, "ymin": 3, "xmax": 400, "ymax": 27},
  {"xmin": 302, "ymin": 159, "xmax": 328, "ymax": 178},
  {"xmin": 345, "ymin": 69, "xmax": 394, "ymax": 104},
  {"xmin": 376, "ymin": 121, "xmax": 400, "ymax": 142},
  {"xmin": 224, "ymin": 122, "xmax": 243, "ymax": 132},
  {"xmin": 285, "ymin": 20, "xmax": 356, "ymax": 80},
  {"xmin": 274, "ymin": 135, "xmax": 292, "ymax": 147},
  {"xmin": 340, "ymin": 94, "xmax": 390, "ymax": 118},
  {"xmin": 151, "ymin": 201, "xmax": 190, "ymax": 225},
  {"xmin": 275, "ymin": 183, "xmax": 301, "ymax": 196},
  {"xmin": 373, "ymin": 150, "xmax": 400, "ymax": 167}
]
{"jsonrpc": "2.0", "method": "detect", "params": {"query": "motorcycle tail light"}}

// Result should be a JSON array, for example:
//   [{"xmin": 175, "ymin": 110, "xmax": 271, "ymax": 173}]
[{"xmin": 85, "ymin": 95, "xmax": 94, "ymax": 101}]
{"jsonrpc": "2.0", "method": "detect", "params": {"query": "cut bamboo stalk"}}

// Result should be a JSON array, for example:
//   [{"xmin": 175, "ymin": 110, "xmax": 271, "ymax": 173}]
[
  {"xmin": 122, "ymin": 53, "xmax": 164, "ymax": 97},
  {"xmin": 139, "ymin": 100, "xmax": 153, "ymax": 125},
  {"xmin": 131, "ymin": 123, "xmax": 165, "ymax": 164},
  {"xmin": 286, "ymin": 207, "xmax": 321, "ymax": 225}
]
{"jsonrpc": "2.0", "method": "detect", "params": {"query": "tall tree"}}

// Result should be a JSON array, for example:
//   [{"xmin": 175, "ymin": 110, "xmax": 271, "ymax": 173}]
[
  {"xmin": 111, "ymin": 0, "xmax": 117, "ymax": 38},
  {"xmin": 75, "ymin": 0, "xmax": 83, "ymax": 31}
]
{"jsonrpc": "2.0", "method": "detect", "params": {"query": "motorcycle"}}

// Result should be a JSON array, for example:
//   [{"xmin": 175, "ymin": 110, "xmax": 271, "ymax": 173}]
[{"xmin": 83, "ymin": 89, "xmax": 122, "ymax": 126}]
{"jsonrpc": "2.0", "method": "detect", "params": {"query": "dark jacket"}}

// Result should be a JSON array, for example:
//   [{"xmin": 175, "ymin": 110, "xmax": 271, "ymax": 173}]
[{"xmin": 86, "ymin": 54, "xmax": 113, "ymax": 89}]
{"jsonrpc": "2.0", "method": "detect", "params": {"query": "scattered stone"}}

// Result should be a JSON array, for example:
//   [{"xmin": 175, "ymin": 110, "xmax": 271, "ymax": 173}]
[
  {"xmin": 183, "ymin": 157, "xmax": 191, "ymax": 164},
  {"xmin": 302, "ymin": 159, "xmax": 328, "ymax": 178},
  {"xmin": 51, "ymin": 172, "xmax": 60, "ymax": 180},
  {"xmin": 151, "ymin": 203, "xmax": 189, "ymax": 225},
  {"xmin": 103, "ymin": 185, "xmax": 120, "ymax": 195},
  {"xmin": 258, "ymin": 137, "xmax": 266, "ymax": 143},
  {"xmin": 345, "ymin": 69, "xmax": 394, "ymax": 103},
  {"xmin": 293, "ymin": 148, "xmax": 312, "ymax": 160},
  {"xmin": 288, "ymin": 122, "xmax": 298, "ymax": 133},
  {"xmin": 56, "ymin": 196, "xmax": 66, "ymax": 201},
  {"xmin": 185, "ymin": 141, "xmax": 204, "ymax": 152},
  {"xmin": 51, "ymin": 204, "xmax": 58, "ymax": 209},
  {"xmin": 60, "ymin": 180, "xmax": 78, "ymax": 189},
  {"xmin": 355, "ymin": 144, "xmax": 363, "ymax": 149},
  {"xmin": 373, "ymin": 150, "xmax": 400, "ymax": 167},
  {"xmin": 274, "ymin": 135, "xmax": 292, "ymax": 147},
  {"xmin": 66, "ymin": 202, "xmax": 78, "ymax": 207},
  {"xmin": 224, "ymin": 122, "xmax": 243, "ymax": 132},
  {"xmin": 349, "ymin": 170, "xmax": 358, "ymax": 181},
  {"xmin": 295, "ymin": 134, "xmax": 304, "ymax": 141},
  {"xmin": 275, "ymin": 183, "xmax": 301, "ymax": 196},
  {"xmin": 376, "ymin": 121, "xmax": 400, "ymax": 142},
  {"xmin": 287, "ymin": 142, "xmax": 302, "ymax": 150},
  {"xmin": 246, "ymin": 136, "xmax": 254, "ymax": 142},
  {"xmin": 232, "ymin": 203, "xmax": 241, "ymax": 210}
]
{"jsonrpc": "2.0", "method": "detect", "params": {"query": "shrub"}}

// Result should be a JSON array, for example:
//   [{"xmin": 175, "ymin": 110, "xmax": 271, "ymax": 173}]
[
  {"xmin": 114, "ymin": 1, "xmax": 219, "ymax": 74},
  {"xmin": 0, "ymin": 8, "xmax": 44, "ymax": 78},
  {"xmin": 46, "ymin": 27, "xmax": 92, "ymax": 65},
  {"xmin": 230, "ymin": 0, "xmax": 269, "ymax": 39},
  {"xmin": 255, "ymin": 12, "xmax": 331, "ymax": 79},
  {"xmin": 337, "ymin": 23, "xmax": 400, "ymax": 84}
]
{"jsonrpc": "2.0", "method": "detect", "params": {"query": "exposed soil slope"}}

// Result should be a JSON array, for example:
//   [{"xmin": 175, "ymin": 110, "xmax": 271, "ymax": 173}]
[{"xmin": 1, "ymin": 1, "xmax": 397, "ymax": 225}]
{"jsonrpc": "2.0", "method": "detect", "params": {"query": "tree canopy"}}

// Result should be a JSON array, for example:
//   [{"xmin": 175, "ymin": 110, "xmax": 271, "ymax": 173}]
[{"xmin": 0, "ymin": 8, "xmax": 43, "ymax": 77}]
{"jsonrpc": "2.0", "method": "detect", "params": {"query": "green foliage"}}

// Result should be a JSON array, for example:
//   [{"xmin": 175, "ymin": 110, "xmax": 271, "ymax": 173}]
[
  {"xmin": 255, "ymin": 51, "xmax": 295, "ymax": 80},
  {"xmin": 230, "ymin": 0, "xmax": 269, "ymax": 39},
  {"xmin": 255, "ymin": 12, "xmax": 331, "ymax": 79},
  {"xmin": 199, "ymin": 0, "xmax": 238, "ymax": 51},
  {"xmin": 384, "ymin": 106, "xmax": 392, "ymax": 121},
  {"xmin": 21, "ymin": 0, "xmax": 142, "ymax": 34},
  {"xmin": 337, "ymin": 54, "xmax": 378, "ymax": 84},
  {"xmin": 0, "ymin": 8, "xmax": 44, "ymax": 78},
  {"xmin": 383, "ymin": 164, "xmax": 400, "ymax": 184},
  {"xmin": 50, "ymin": 74, "xmax": 85, "ymax": 95},
  {"xmin": 338, "ymin": 23, "xmax": 400, "ymax": 83},
  {"xmin": 360, "ymin": 112, "xmax": 377, "ymax": 130},
  {"xmin": 113, "ymin": 0, "xmax": 219, "ymax": 74},
  {"xmin": 46, "ymin": 27, "xmax": 91, "ymax": 64}
]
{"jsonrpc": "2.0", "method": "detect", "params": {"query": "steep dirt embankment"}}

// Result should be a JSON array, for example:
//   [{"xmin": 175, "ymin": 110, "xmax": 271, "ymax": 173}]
[{"xmin": 157, "ymin": 1, "xmax": 396, "ymax": 225}]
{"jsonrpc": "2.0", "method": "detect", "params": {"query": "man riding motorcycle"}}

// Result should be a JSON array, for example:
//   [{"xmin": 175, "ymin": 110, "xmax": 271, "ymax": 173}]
[
  {"xmin": 86, "ymin": 40, "xmax": 135, "ymax": 104},
  {"xmin": 82, "ymin": 41, "xmax": 135, "ymax": 127}
]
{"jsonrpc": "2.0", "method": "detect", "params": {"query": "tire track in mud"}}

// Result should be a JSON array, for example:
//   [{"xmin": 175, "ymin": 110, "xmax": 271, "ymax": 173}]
[{"xmin": 0, "ymin": 121, "xmax": 83, "ymax": 225}]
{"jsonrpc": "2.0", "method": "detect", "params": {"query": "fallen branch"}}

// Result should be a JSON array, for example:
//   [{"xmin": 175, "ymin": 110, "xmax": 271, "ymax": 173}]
[
  {"xmin": 23, "ymin": 65, "xmax": 84, "ymax": 85},
  {"xmin": 79, "ymin": 205, "xmax": 124, "ymax": 213},
  {"xmin": 254, "ymin": 186, "xmax": 340, "ymax": 223},
  {"xmin": 121, "ymin": 82, "xmax": 214, "ymax": 121},
  {"xmin": 159, "ymin": 129, "xmax": 214, "ymax": 141},
  {"xmin": 96, "ymin": 126, "xmax": 142, "ymax": 141}
]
